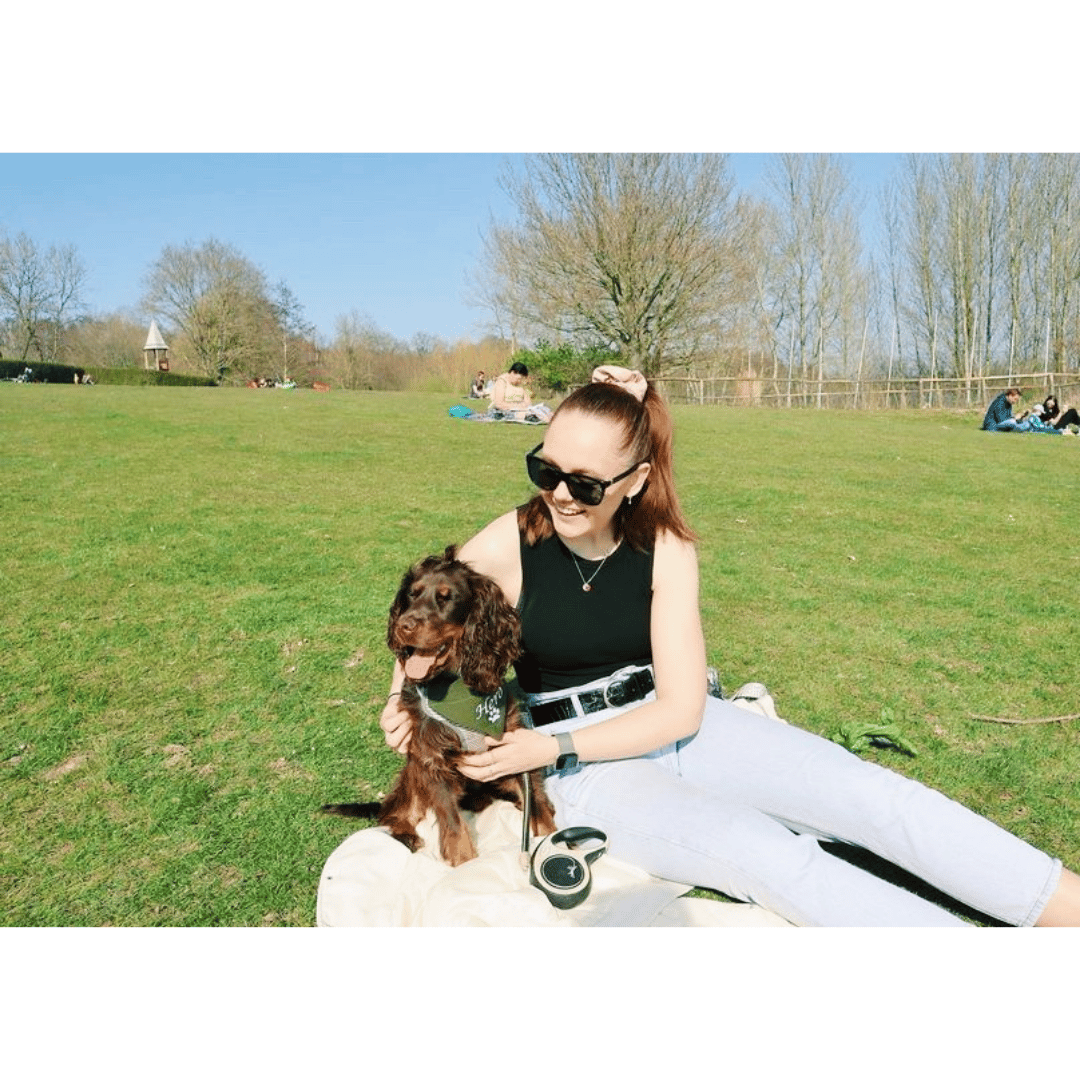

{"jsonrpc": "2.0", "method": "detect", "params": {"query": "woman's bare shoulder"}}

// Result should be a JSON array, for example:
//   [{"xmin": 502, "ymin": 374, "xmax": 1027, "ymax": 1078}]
[
  {"xmin": 653, "ymin": 528, "xmax": 699, "ymax": 570},
  {"xmin": 458, "ymin": 510, "xmax": 520, "ymax": 573}
]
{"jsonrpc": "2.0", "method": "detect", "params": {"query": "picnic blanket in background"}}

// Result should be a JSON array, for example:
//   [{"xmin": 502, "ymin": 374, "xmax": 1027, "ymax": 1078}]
[
  {"xmin": 449, "ymin": 403, "xmax": 552, "ymax": 424},
  {"xmin": 316, "ymin": 694, "xmax": 794, "ymax": 928}
]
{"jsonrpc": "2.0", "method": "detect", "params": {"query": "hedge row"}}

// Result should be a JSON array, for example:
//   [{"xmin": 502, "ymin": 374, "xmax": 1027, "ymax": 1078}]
[{"xmin": 1, "ymin": 360, "xmax": 217, "ymax": 387}]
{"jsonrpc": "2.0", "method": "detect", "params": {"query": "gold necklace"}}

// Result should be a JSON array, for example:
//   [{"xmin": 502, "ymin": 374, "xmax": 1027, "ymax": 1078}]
[{"xmin": 570, "ymin": 543, "xmax": 617, "ymax": 592}]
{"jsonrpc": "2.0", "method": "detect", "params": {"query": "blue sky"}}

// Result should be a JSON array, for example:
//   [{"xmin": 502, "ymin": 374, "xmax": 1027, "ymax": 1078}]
[
  {"xmin": 1, "ymin": 153, "xmax": 907, "ymax": 346},
  {"xmin": 5, "ymin": 9, "xmax": 1070, "ymax": 347}
]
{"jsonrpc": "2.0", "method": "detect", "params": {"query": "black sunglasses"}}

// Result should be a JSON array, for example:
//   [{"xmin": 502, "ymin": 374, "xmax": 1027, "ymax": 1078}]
[{"xmin": 525, "ymin": 444, "xmax": 646, "ymax": 507}]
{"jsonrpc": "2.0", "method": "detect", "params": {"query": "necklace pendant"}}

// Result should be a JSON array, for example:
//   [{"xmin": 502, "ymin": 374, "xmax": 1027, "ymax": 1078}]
[{"xmin": 582, "ymin": 583, "xmax": 592, "ymax": 593}]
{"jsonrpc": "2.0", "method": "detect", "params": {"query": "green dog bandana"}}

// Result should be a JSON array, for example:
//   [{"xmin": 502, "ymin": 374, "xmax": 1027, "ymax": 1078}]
[{"xmin": 416, "ymin": 672, "xmax": 508, "ymax": 750}]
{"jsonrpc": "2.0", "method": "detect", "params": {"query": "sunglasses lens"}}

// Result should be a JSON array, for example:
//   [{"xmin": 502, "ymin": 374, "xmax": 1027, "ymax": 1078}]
[
  {"xmin": 568, "ymin": 477, "xmax": 604, "ymax": 505},
  {"xmin": 526, "ymin": 455, "xmax": 604, "ymax": 505},
  {"xmin": 526, "ymin": 455, "xmax": 556, "ymax": 490}
]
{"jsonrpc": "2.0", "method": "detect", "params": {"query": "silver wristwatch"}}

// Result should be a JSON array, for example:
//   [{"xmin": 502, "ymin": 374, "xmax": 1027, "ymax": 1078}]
[{"xmin": 554, "ymin": 731, "xmax": 578, "ymax": 770}]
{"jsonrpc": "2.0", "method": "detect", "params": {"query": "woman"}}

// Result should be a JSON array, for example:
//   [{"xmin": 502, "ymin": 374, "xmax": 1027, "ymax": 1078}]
[
  {"xmin": 380, "ymin": 366, "xmax": 1080, "ymax": 926},
  {"xmin": 1037, "ymin": 394, "xmax": 1080, "ymax": 431},
  {"xmin": 490, "ymin": 361, "xmax": 533, "ymax": 417}
]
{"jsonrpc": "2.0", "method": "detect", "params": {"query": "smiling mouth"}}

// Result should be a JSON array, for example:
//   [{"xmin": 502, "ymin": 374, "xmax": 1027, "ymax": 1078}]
[{"xmin": 551, "ymin": 501, "xmax": 585, "ymax": 516}]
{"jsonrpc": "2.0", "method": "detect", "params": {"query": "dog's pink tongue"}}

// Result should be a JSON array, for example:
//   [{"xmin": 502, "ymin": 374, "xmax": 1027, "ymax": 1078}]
[{"xmin": 404, "ymin": 651, "xmax": 437, "ymax": 681}]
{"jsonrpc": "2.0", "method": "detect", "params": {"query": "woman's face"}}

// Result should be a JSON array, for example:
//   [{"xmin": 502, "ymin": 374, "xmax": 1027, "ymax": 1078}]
[
  {"xmin": 536, "ymin": 411, "xmax": 650, "ymax": 544},
  {"xmin": 507, "ymin": 371, "xmax": 525, "ymax": 386}
]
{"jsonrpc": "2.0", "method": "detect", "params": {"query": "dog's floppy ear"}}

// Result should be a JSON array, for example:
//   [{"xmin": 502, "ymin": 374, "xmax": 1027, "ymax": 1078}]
[
  {"xmin": 387, "ymin": 564, "xmax": 417, "ymax": 655},
  {"xmin": 458, "ymin": 566, "xmax": 520, "ymax": 694}
]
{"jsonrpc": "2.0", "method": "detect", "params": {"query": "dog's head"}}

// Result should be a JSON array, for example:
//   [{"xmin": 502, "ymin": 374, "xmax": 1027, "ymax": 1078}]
[{"xmin": 387, "ymin": 545, "xmax": 520, "ymax": 695}]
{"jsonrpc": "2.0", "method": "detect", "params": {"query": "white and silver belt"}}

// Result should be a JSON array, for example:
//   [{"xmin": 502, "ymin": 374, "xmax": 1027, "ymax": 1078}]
[{"xmin": 525, "ymin": 665, "xmax": 655, "ymax": 727}]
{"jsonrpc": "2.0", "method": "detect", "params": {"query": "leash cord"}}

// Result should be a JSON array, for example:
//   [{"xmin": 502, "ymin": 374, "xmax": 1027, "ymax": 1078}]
[{"xmin": 520, "ymin": 772, "xmax": 532, "ymax": 868}]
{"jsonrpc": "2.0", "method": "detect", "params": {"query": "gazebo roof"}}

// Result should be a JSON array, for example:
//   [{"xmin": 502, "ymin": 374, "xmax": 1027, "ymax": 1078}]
[{"xmin": 144, "ymin": 319, "xmax": 168, "ymax": 351}]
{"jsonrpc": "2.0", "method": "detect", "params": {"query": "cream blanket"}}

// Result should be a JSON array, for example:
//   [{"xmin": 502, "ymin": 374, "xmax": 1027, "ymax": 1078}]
[
  {"xmin": 316, "ymin": 692, "xmax": 793, "ymax": 928},
  {"xmin": 317, "ymin": 801, "xmax": 790, "ymax": 927}
]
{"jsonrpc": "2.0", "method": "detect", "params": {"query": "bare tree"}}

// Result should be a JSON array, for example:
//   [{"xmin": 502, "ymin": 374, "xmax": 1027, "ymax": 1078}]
[
  {"xmin": 477, "ymin": 154, "xmax": 741, "ymax": 376},
  {"xmin": 888, "ymin": 153, "xmax": 1080, "ymax": 385},
  {"xmin": 760, "ymin": 154, "xmax": 867, "ymax": 403},
  {"xmin": 1023, "ymin": 153, "xmax": 1080, "ymax": 372},
  {"xmin": 271, "ymin": 280, "xmax": 315, "ymax": 383},
  {"xmin": 0, "ymin": 231, "xmax": 87, "ymax": 362},
  {"xmin": 142, "ymin": 239, "xmax": 278, "ymax": 383},
  {"xmin": 66, "ymin": 311, "xmax": 147, "ymax": 368},
  {"xmin": 326, "ymin": 311, "xmax": 414, "ymax": 390}
]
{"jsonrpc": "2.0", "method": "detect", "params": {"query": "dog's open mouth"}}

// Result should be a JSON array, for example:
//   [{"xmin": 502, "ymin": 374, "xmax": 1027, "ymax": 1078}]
[{"xmin": 403, "ymin": 644, "xmax": 451, "ymax": 682}]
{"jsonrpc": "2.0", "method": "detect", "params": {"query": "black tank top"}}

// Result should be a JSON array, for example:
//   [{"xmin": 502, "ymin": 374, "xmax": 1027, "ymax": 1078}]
[{"xmin": 516, "ymin": 516, "xmax": 654, "ymax": 694}]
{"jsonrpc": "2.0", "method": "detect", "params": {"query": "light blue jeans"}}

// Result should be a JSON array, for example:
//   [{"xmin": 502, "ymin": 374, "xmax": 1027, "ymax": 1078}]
[{"xmin": 534, "ymin": 691, "xmax": 1061, "ymax": 926}]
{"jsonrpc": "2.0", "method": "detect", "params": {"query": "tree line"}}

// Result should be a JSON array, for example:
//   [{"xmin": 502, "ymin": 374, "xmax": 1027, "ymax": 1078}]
[
  {"xmin": 6, "ymin": 153, "xmax": 1080, "ymax": 394},
  {"xmin": 0, "ymin": 233, "xmax": 511, "ymax": 391},
  {"xmin": 477, "ymin": 153, "xmax": 1080, "ymax": 390}
]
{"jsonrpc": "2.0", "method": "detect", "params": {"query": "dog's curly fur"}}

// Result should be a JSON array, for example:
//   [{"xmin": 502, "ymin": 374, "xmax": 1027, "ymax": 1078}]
[{"xmin": 325, "ymin": 546, "xmax": 556, "ymax": 866}]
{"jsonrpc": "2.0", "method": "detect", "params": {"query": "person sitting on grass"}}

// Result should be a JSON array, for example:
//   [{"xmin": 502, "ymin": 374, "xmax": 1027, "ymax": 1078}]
[
  {"xmin": 981, "ymin": 388, "xmax": 1030, "ymax": 432},
  {"xmin": 491, "ymin": 361, "xmax": 533, "ymax": 417},
  {"xmin": 469, "ymin": 370, "xmax": 489, "ymax": 399},
  {"xmin": 381, "ymin": 364, "xmax": 1080, "ymax": 926},
  {"xmin": 1034, "ymin": 394, "xmax": 1080, "ymax": 432},
  {"xmin": 490, "ymin": 361, "xmax": 551, "ymax": 423}
]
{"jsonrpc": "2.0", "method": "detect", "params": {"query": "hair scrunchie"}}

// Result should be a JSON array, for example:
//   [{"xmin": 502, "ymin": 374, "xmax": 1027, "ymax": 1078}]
[{"xmin": 591, "ymin": 364, "xmax": 648, "ymax": 402}]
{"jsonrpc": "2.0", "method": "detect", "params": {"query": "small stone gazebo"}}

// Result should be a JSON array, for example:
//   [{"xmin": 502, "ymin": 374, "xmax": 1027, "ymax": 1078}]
[{"xmin": 143, "ymin": 319, "xmax": 169, "ymax": 371}]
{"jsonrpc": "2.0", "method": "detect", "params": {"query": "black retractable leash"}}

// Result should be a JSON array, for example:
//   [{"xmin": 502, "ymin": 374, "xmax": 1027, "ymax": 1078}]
[{"xmin": 521, "ymin": 772, "xmax": 608, "ymax": 909}]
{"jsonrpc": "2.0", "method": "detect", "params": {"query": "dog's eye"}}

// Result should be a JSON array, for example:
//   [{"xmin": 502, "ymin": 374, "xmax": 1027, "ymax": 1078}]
[{"xmin": 435, "ymin": 587, "xmax": 452, "ymax": 604}]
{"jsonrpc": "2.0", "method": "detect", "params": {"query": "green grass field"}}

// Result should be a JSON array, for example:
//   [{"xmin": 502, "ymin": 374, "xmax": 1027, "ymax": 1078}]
[{"xmin": 2, "ymin": 383, "xmax": 1078, "ymax": 925}]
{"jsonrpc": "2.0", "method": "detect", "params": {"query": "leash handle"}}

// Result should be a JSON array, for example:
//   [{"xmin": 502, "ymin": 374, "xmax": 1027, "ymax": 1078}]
[
  {"xmin": 529, "ymin": 827, "xmax": 609, "ymax": 909},
  {"xmin": 548, "ymin": 826, "xmax": 608, "ymax": 864}
]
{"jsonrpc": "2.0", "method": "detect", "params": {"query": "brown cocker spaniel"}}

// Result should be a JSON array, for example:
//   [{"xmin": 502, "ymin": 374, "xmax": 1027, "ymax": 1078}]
[{"xmin": 325, "ymin": 546, "xmax": 556, "ymax": 866}]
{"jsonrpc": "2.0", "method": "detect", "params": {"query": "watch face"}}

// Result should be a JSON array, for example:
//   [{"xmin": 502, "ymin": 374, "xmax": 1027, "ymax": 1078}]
[{"xmin": 556, "ymin": 753, "xmax": 578, "ymax": 770}]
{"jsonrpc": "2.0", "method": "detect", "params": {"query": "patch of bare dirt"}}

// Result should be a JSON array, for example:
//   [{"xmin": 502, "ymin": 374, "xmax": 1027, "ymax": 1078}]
[
  {"xmin": 161, "ymin": 744, "xmax": 191, "ymax": 768},
  {"xmin": 268, "ymin": 757, "xmax": 315, "ymax": 782},
  {"xmin": 43, "ymin": 753, "xmax": 89, "ymax": 781}
]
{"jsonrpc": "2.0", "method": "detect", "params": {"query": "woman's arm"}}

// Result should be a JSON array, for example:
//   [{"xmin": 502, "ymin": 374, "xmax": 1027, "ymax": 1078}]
[
  {"xmin": 458, "ymin": 531, "xmax": 708, "ymax": 781},
  {"xmin": 378, "ymin": 658, "xmax": 411, "ymax": 752},
  {"xmin": 543, "ymin": 531, "xmax": 705, "ymax": 763}
]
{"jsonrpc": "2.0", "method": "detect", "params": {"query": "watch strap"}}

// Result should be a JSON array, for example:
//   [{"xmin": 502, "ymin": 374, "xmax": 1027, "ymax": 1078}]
[{"xmin": 555, "ymin": 731, "xmax": 577, "ymax": 768}]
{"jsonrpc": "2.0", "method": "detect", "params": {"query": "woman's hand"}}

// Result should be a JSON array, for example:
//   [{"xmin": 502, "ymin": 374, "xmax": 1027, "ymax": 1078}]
[
  {"xmin": 380, "ymin": 693, "xmax": 413, "ymax": 754},
  {"xmin": 458, "ymin": 728, "xmax": 558, "ymax": 782}
]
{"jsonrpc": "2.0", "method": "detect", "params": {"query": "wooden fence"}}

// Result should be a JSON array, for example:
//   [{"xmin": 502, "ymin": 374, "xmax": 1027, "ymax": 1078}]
[{"xmin": 651, "ymin": 371, "xmax": 1080, "ymax": 410}]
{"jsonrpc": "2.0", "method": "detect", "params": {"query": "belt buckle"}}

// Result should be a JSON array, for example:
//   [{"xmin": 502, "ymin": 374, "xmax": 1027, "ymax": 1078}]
[{"xmin": 603, "ymin": 675, "xmax": 631, "ymax": 708}]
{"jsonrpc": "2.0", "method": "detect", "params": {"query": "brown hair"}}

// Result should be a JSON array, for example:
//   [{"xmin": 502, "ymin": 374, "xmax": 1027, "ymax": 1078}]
[{"xmin": 519, "ymin": 379, "xmax": 696, "ymax": 551}]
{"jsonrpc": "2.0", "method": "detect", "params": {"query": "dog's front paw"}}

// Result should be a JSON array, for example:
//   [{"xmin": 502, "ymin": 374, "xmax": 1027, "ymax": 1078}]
[
  {"xmin": 440, "ymin": 832, "xmax": 479, "ymax": 867},
  {"xmin": 388, "ymin": 829, "xmax": 424, "ymax": 853}
]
